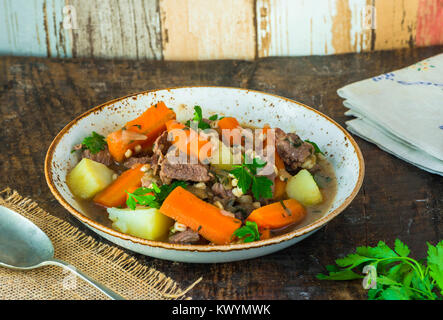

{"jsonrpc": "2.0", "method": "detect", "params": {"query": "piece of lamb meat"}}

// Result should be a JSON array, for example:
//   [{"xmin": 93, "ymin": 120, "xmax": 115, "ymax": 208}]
[
  {"xmin": 211, "ymin": 182, "xmax": 234, "ymax": 199},
  {"xmin": 81, "ymin": 146, "xmax": 113, "ymax": 166},
  {"xmin": 211, "ymin": 183, "xmax": 253, "ymax": 220},
  {"xmin": 159, "ymin": 156, "xmax": 212, "ymax": 184},
  {"xmin": 151, "ymin": 131, "xmax": 171, "ymax": 175},
  {"xmin": 153, "ymin": 130, "xmax": 171, "ymax": 155},
  {"xmin": 169, "ymin": 228, "xmax": 200, "ymax": 244},
  {"xmin": 275, "ymin": 128, "xmax": 314, "ymax": 171},
  {"xmin": 122, "ymin": 155, "xmax": 151, "ymax": 169}
]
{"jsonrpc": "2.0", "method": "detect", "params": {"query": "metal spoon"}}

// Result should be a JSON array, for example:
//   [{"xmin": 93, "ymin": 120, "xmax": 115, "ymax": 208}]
[{"xmin": 0, "ymin": 205, "xmax": 124, "ymax": 300}]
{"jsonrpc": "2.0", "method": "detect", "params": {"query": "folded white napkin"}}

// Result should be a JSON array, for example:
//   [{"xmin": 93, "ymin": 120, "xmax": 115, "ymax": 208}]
[{"xmin": 338, "ymin": 53, "xmax": 443, "ymax": 176}]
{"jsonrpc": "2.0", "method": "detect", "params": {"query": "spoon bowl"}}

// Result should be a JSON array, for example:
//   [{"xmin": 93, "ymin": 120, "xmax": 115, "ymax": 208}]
[
  {"xmin": 0, "ymin": 205, "xmax": 124, "ymax": 299},
  {"xmin": 0, "ymin": 206, "xmax": 54, "ymax": 269}
]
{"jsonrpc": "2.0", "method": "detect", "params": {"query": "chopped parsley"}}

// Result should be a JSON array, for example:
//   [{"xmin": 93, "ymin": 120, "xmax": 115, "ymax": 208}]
[
  {"xmin": 125, "ymin": 181, "xmax": 188, "ymax": 210},
  {"xmin": 80, "ymin": 131, "xmax": 107, "ymax": 154},
  {"xmin": 230, "ymin": 155, "xmax": 274, "ymax": 201},
  {"xmin": 232, "ymin": 221, "xmax": 260, "ymax": 243},
  {"xmin": 185, "ymin": 105, "xmax": 211, "ymax": 130},
  {"xmin": 280, "ymin": 200, "xmax": 292, "ymax": 216},
  {"xmin": 305, "ymin": 140, "xmax": 324, "ymax": 155},
  {"xmin": 126, "ymin": 187, "xmax": 158, "ymax": 210}
]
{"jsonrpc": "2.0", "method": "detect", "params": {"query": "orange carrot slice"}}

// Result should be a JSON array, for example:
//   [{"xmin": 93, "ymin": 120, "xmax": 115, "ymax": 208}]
[
  {"xmin": 159, "ymin": 186, "xmax": 242, "ymax": 244},
  {"xmin": 124, "ymin": 101, "xmax": 175, "ymax": 134},
  {"xmin": 218, "ymin": 117, "xmax": 242, "ymax": 146},
  {"xmin": 107, "ymin": 130, "xmax": 153, "ymax": 163},
  {"xmin": 218, "ymin": 117, "xmax": 240, "ymax": 130},
  {"xmin": 261, "ymin": 125, "xmax": 287, "ymax": 199},
  {"xmin": 93, "ymin": 164, "xmax": 145, "ymax": 208},
  {"xmin": 107, "ymin": 102, "xmax": 176, "ymax": 162},
  {"xmin": 166, "ymin": 120, "xmax": 212, "ymax": 161},
  {"xmin": 273, "ymin": 152, "xmax": 287, "ymax": 199},
  {"xmin": 247, "ymin": 199, "xmax": 306, "ymax": 229},
  {"xmin": 259, "ymin": 228, "xmax": 271, "ymax": 240}
]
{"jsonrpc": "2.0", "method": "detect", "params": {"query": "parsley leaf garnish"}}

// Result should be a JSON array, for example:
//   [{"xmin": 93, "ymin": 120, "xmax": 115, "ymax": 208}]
[
  {"xmin": 230, "ymin": 155, "xmax": 273, "ymax": 201},
  {"xmin": 126, "ymin": 187, "xmax": 159, "ymax": 210},
  {"xmin": 233, "ymin": 221, "xmax": 260, "ymax": 243},
  {"xmin": 427, "ymin": 241, "xmax": 443, "ymax": 296},
  {"xmin": 317, "ymin": 239, "xmax": 443, "ymax": 300},
  {"xmin": 305, "ymin": 140, "xmax": 324, "ymax": 155},
  {"xmin": 185, "ymin": 105, "xmax": 211, "ymax": 130},
  {"xmin": 81, "ymin": 131, "xmax": 107, "ymax": 154},
  {"xmin": 252, "ymin": 176, "xmax": 274, "ymax": 199},
  {"xmin": 125, "ymin": 181, "xmax": 188, "ymax": 210},
  {"xmin": 208, "ymin": 114, "xmax": 219, "ymax": 121},
  {"xmin": 155, "ymin": 181, "xmax": 188, "ymax": 203}
]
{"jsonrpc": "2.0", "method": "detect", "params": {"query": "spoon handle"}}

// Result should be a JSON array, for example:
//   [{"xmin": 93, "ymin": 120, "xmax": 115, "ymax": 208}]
[{"xmin": 48, "ymin": 259, "xmax": 125, "ymax": 300}]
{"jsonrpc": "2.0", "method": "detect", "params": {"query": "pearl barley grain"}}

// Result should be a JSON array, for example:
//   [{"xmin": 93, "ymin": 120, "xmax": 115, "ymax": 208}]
[{"xmin": 125, "ymin": 149, "xmax": 133, "ymax": 158}]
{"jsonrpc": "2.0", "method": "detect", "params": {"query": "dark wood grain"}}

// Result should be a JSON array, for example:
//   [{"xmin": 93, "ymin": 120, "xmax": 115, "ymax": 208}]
[{"xmin": 0, "ymin": 46, "xmax": 442, "ymax": 300}]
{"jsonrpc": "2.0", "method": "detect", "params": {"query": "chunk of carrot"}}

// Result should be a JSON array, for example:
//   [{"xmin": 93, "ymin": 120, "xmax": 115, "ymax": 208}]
[
  {"xmin": 107, "ymin": 130, "xmax": 154, "ymax": 163},
  {"xmin": 273, "ymin": 152, "xmax": 287, "ymax": 199},
  {"xmin": 159, "ymin": 186, "xmax": 242, "ymax": 245},
  {"xmin": 218, "ymin": 117, "xmax": 241, "ymax": 146},
  {"xmin": 165, "ymin": 120, "xmax": 212, "ymax": 161},
  {"xmin": 261, "ymin": 125, "xmax": 287, "ymax": 199},
  {"xmin": 93, "ymin": 164, "xmax": 145, "ymax": 208},
  {"xmin": 124, "ymin": 102, "xmax": 175, "ymax": 134},
  {"xmin": 259, "ymin": 228, "xmax": 271, "ymax": 240},
  {"xmin": 107, "ymin": 102, "xmax": 176, "ymax": 162},
  {"xmin": 218, "ymin": 117, "xmax": 240, "ymax": 130},
  {"xmin": 247, "ymin": 199, "xmax": 306, "ymax": 229}
]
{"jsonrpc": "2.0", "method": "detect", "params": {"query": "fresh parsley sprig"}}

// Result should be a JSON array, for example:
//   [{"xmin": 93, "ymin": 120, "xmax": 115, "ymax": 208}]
[
  {"xmin": 305, "ymin": 140, "xmax": 324, "ymax": 155},
  {"xmin": 126, "ymin": 186, "xmax": 159, "ymax": 209},
  {"xmin": 232, "ymin": 221, "xmax": 260, "ymax": 243},
  {"xmin": 185, "ymin": 105, "xmax": 211, "ymax": 130},
  {"xmin": 125, "ymin": 181, "xmax": 188, "ymax": 210},
  {"xmin": 230, "ymin": 155, "xmax": 274, "ymax": 201},
  {"xmin": 317, "ymin": 239, "xmax": 443, "ymax": 300},
  {"xmin": 78, "ymin": 131, "xmax": 107, "ymax": 154}
]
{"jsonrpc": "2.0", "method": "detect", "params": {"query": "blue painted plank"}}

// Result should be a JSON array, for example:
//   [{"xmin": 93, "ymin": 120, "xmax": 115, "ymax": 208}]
[{"xmin": 0, "ymin": 0, "xmax": 71, "ymax": 57}]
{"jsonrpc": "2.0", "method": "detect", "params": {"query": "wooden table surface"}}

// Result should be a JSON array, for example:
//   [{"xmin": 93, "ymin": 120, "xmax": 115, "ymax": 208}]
[{"xmin": 1, "ymin": 46, "xmax": 442, "ymax": 300}]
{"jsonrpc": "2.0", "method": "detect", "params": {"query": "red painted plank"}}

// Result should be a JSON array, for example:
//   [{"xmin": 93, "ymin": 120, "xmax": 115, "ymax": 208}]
[{"xmin": 416, "ymin": 0, "xmax": 443, "ymax": 46}]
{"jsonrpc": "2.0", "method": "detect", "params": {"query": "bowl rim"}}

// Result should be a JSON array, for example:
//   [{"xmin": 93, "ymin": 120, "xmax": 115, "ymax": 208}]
[{"xmin": 45, "ymin": 86, "xmax": 365, "ymax": 252}]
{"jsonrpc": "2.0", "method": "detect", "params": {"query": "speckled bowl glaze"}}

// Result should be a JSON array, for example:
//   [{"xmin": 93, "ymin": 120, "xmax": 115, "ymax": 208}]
[{"xmin": 45, "ymin": 87, "xmax": 364, "ymax": 263}]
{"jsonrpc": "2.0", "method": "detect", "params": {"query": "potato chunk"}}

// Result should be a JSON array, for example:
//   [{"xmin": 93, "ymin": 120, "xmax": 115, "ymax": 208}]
[
  {"xmin": 286, "ymin": 169, "xmax": 323, "ymax": 206},
  {"xmin": 67, "ymin": 158, "xmax": 115, "ymax": 199},
  {"xmin": 107, "ymin": 207, "xmax": 174, "ymax": 241}
]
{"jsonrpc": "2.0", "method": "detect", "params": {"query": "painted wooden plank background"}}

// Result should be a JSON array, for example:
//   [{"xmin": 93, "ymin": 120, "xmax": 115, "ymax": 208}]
[
  {"xmin": 0, "ymin": 0, "xmax": 71, "ymax": 57},
  {"xmin": 256, "ymin": 0, "xmax": 373, "ymax": 57},
  {"xmin": 68, "ymin": 0, "xmax": 162, "ymax": 59},
  {"xmin": 0, "ymin": 0, "xmax": 442, "ymax": 60},
  {"xmin": 159, "ymin": 0, "xmax": 256, "ymax": 60},
  {"xmin": 416, "ymin": 0, "xmax": 443, "ymax": 46},
  {"xmin": 373, "ymin": 0, "xmax": 420, "ymax": 51}
]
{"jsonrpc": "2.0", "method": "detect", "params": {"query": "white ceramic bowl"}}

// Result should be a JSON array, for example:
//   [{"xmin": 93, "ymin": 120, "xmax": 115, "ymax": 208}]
[{"xmin": 45, "ymin": 87, "xmax": 364, "ymax": 263}]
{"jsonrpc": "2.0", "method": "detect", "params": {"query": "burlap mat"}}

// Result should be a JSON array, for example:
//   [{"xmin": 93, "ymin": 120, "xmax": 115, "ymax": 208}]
[{"xmin": 0, "ymin": 188, "xmax": 201, "ymax": 300}]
